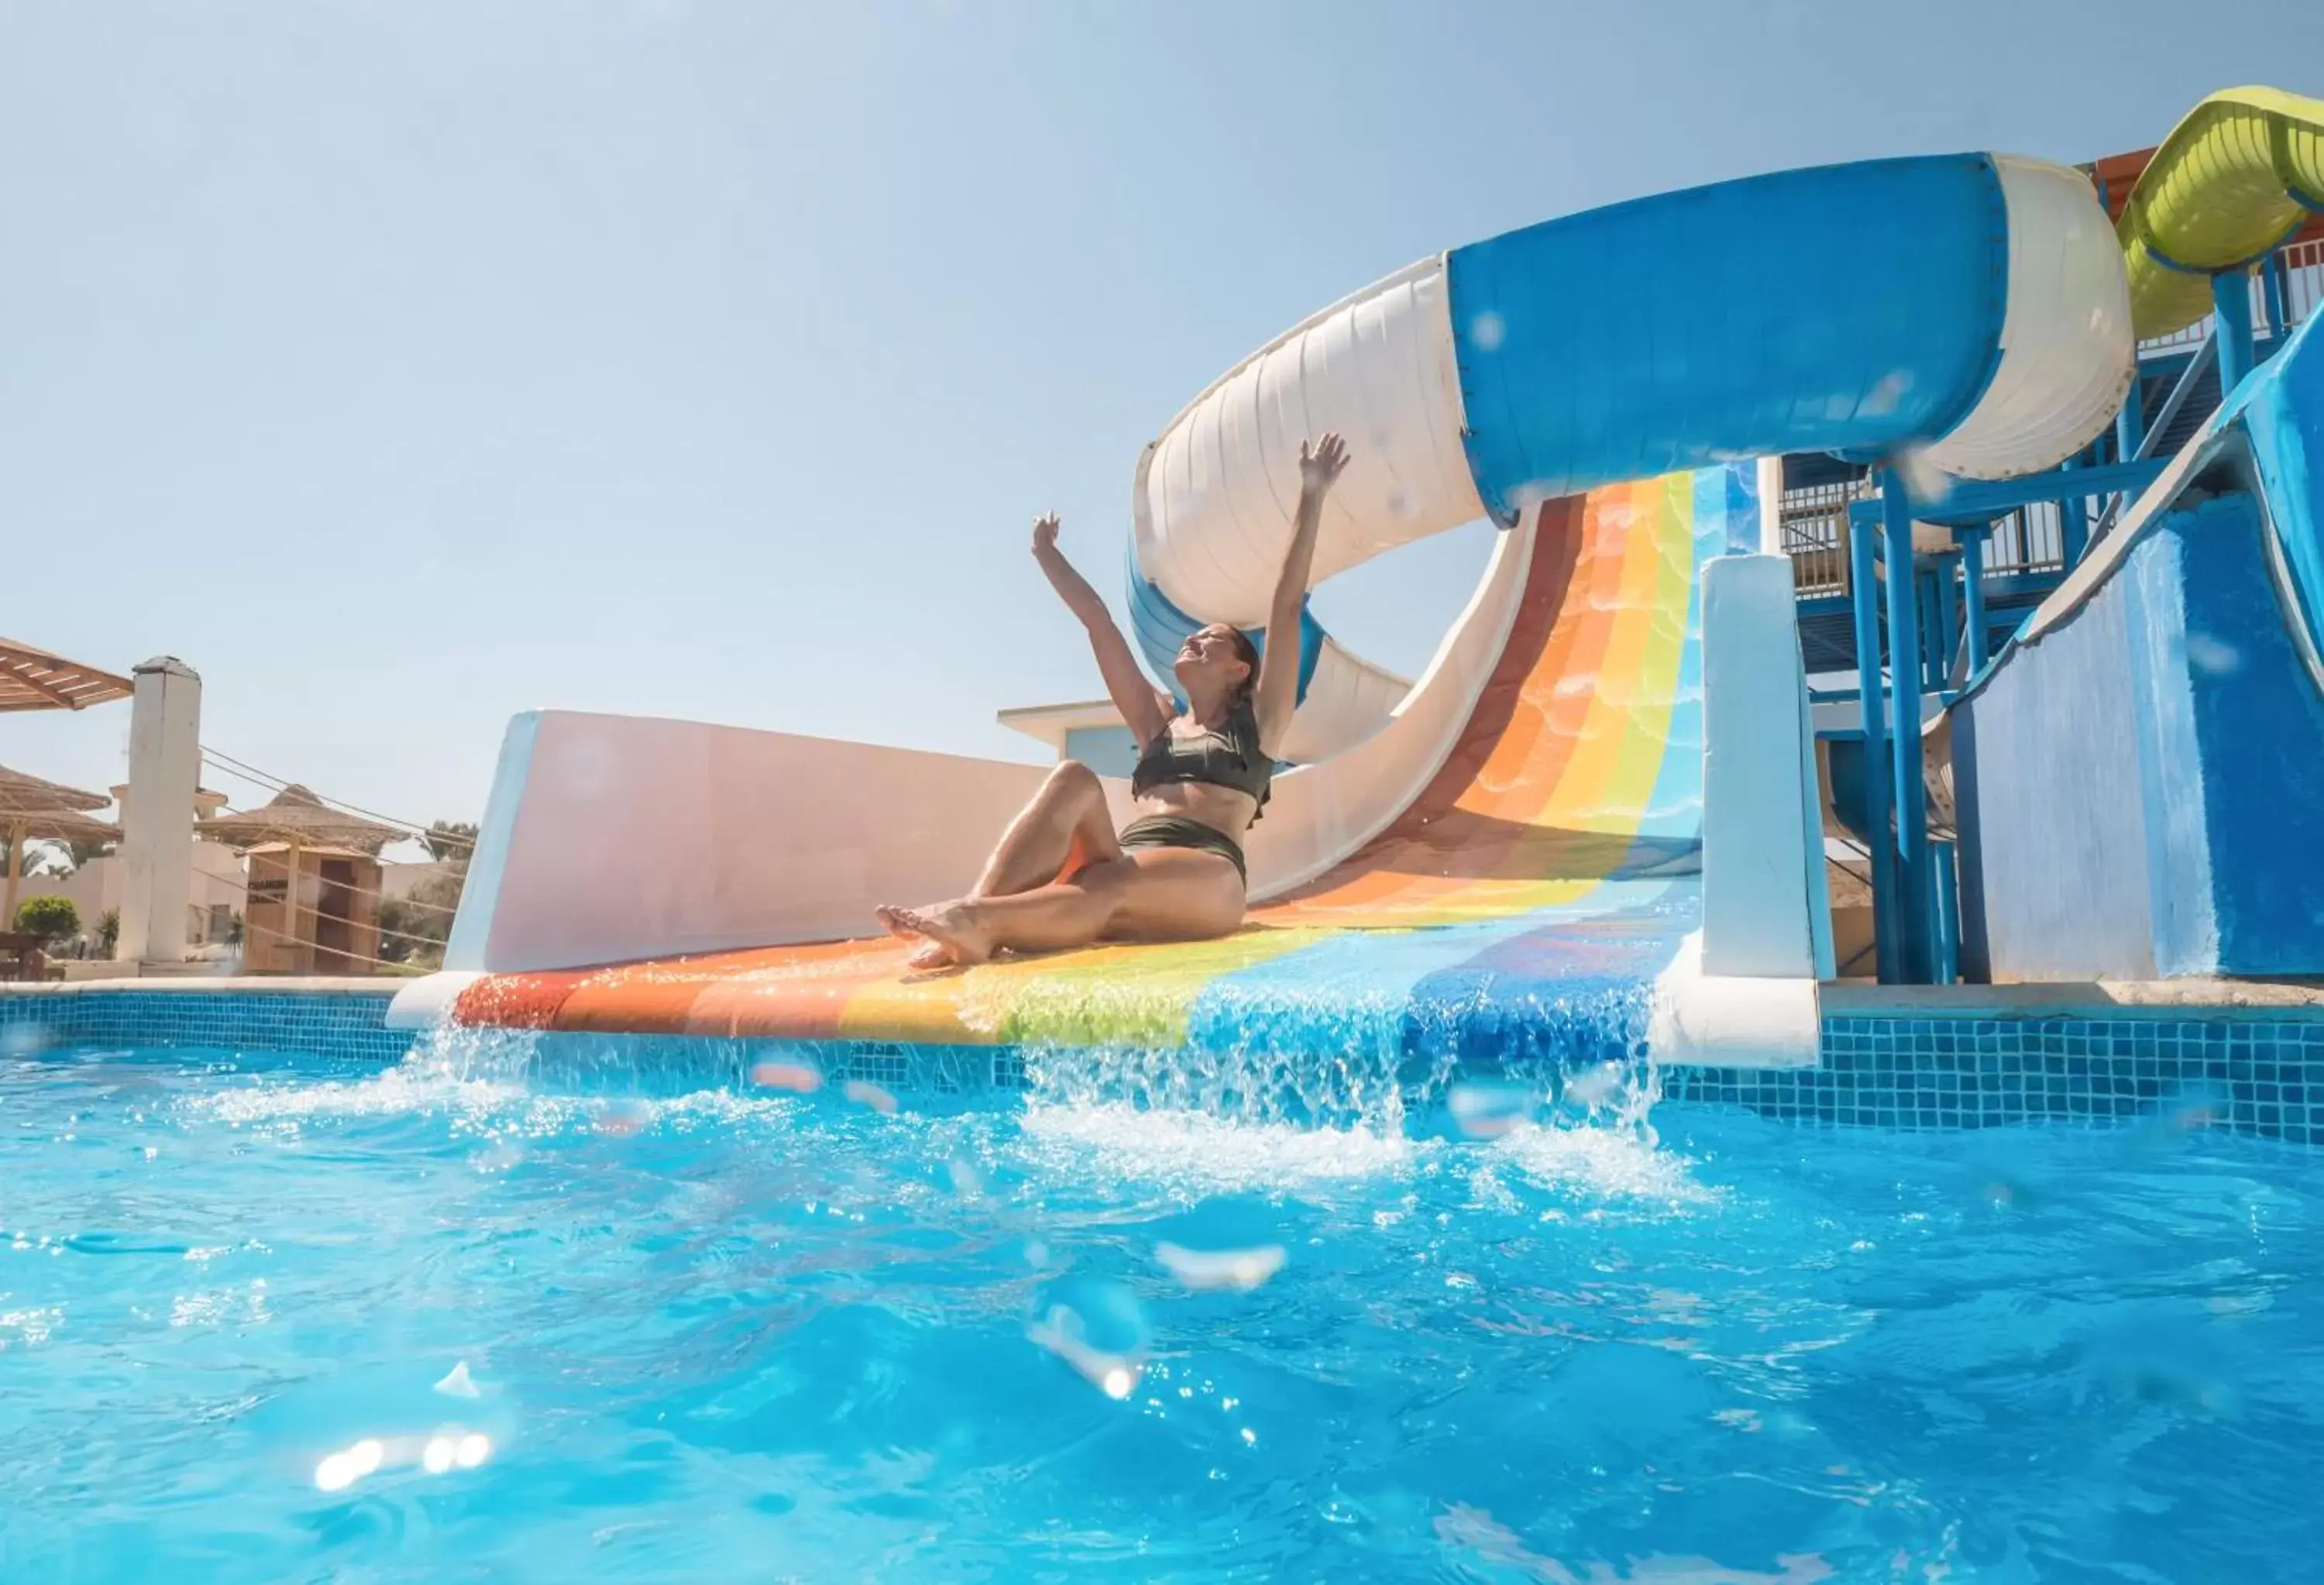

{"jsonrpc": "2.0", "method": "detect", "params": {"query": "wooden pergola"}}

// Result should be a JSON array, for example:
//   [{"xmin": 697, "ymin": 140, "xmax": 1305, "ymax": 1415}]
[{"xmin": 0, "ymin": 638, "xmax": 134, "ymax": 713}]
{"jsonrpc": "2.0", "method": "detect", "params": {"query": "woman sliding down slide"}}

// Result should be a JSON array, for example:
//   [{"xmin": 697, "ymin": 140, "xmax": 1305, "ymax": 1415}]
[{"xmin": 877, "ymin": 433, "xmax": 1352, "ymax": 968}]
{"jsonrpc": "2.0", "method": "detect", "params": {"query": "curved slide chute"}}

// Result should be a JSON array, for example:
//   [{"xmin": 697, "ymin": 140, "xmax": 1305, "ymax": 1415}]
[
  {"xmin": 1134, "ymin": 153, "xmax": 2130, "ymax": 771},
  {"xmin": 2114, "ymin": 86, "xmax": 2324, "ymax": 341}
]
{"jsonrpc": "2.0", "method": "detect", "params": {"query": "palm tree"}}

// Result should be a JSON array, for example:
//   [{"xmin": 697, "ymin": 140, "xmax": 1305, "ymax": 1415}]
[
  {"xmin": 19, "ymin": 834, "xmax": 117, "ymax": 875},
  {"xmin": 64, "ymin": 835, "xmax": 115, "ymax": 869},
  {"xmin": 419, "ymin": 821, "xmax": 478, "ymax": 866}
]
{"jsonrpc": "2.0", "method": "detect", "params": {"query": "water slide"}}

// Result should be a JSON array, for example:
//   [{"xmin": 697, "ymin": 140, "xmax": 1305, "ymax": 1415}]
[
  {"xmin": 2113, "ymin": 87, "xmax": 2324, "ymax": 340},
  {"xmin": 406, "ymin": 150, "xmax": 2133, "ymax": 1063}
]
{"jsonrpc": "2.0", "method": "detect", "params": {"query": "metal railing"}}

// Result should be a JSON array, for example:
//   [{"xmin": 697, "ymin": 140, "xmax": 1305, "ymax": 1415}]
[
  {"xmin": 1784, "ymin": 482, "xmax": 2071, "ymax": 597},
  {"xmin": 1779, "ymin": 239, "xmax": 2316, "ymax": 602},
  {"xmin": 1979, "ymin": 500, "xmax": 2066, "ymax": 579},
  {"xmin": 1779, "ymin": 478, "xmax": 1868, "ymax": 597},
  {"xmin": 2136, "ymin": 237, "xmax": 2322, "ymax": 356}
]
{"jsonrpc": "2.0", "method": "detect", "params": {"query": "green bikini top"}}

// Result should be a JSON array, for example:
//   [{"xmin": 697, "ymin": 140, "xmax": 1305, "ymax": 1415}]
[{"xmin": 1129, "ymin": 699, "xmax": 1273, "ymax": 820}]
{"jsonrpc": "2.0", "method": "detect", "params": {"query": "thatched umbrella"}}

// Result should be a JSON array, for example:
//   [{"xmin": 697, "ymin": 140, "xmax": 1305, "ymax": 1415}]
[
  {"xmin": 0, "ymin": 765, "xmax": 111, "ymax": 817},
  {"xmin": 0, "ymin": 766, "xmax": 118, "ymax": 923},
  {"xmin": 196, "ymin": 786, "xmax": 403, "ymax": 959},
  {"xmin": 0, "ymin": 638, "xmax": 133, "ymax": 713}
]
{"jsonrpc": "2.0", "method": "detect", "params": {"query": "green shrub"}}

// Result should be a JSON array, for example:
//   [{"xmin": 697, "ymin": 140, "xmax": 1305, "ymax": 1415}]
[{"xmin": 14, "ymin": 896, "xmax": 81, "ymax": 942}]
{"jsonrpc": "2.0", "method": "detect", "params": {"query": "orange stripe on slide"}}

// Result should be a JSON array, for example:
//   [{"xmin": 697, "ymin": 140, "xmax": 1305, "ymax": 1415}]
[{"xmin": 1261, "ymin": 483, "xmax": 1642, "ymax": 922}]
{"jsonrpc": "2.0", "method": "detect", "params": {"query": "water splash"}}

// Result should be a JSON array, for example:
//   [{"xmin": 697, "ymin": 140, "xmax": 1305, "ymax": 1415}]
[{"xmin": 1026, "ymin": 1274, "xmax": 1150, "ymax": 1399}]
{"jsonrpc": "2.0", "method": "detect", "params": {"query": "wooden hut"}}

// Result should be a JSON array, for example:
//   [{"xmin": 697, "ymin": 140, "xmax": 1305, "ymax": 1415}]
[{"xmin": 198, "ymin": 786, "xmax": 400, "ymax": 975}]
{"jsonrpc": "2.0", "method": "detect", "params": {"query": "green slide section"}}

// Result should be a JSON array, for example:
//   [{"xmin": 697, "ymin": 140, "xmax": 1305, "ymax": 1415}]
[{"xmin": 2117, "ymin": 85, "xmax": 2324, "ymax": 340}]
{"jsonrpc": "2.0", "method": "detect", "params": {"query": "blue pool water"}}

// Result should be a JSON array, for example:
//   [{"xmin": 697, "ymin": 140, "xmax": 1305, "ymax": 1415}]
[{"xmin": 3, "ymin": 1034, "xmax": 2321, "ymax": 1582}]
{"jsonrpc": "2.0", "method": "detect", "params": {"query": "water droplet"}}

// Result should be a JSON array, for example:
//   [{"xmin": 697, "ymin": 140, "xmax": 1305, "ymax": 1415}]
[
  {"xmin": 455, "ymin": 1432, "xmax": 491, "ymax": 1468},
  {"xmin": 595, "ymin": 1102, "xmax": 649, "ymax": 1137},
  {"xmin": 313, "ymin": 1436, "xmax": 385, "ymax": 1492},
  {"xmin": 1470, "ymin": 311, "xmax": 1505, "ymax": 352},
  {"xmin": 1861, "ymin": 368, "xmax": 1916, "ymax": 418},
  {"xmin": 1155, "ymin": 1240, "xmax": 1286, "ymax": 1291},
  {"xmin": 751, "ymin": 1060, "xmax": 822, "ymax": 1094},
  {"xmin": 422, "ymin": 1436, "xmax": 456, "ymax": 1474},
  {"xmin": 1448, "ymin": 1081, "xmax": 1535, "ymax": 1140},
  {"xmin": 2185, "ymin": 634, "xmax": 2242, "ymax": 676},
  {"xmin": 1028, "ymin": 1275, "xmax": 1149, "ymax": 1398},
  {"xmin": 843, "ymin": 1079, "xmax": 898, "ymax": 1115},
  {"xmin": 1559, "ymin": 1061, "xmax": 1627, "ymax": 1110},
  {"xmin": 434, "ymin": 1360, "xmax": 480, "ymax": 1398}
]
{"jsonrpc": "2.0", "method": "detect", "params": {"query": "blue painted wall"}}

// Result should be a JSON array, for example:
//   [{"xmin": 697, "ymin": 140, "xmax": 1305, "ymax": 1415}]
[
  {"xmin": 1956, "ymin": 493, "xmax": 2324, "ymax": 978},
  {"xmin": 1954, "ymin": 547, "xmax": 2168, "ymax": 978},
  {"xmin": 1956, "ymin": 314, "xmax": 2324, "ymax": 982},
  {"xmin": 2177, "ymin": 493, "xmax": 2324, "ymax": 969}
]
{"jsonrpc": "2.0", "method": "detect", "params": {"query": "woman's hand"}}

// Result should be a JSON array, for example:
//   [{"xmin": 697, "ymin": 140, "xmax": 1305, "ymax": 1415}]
[
  {"xmin": 1298, "ymin": 432, "xmax": 1351, "ymax": 497},
  {"xmin": 1031, "ymin": 512, "xmax": 1061, "ymax": 556}
]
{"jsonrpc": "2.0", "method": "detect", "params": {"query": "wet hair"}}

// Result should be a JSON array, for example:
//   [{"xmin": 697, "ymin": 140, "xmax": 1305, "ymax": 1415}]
[{"xmin": 1224, "ymin": 627, "xmax": 1260, "ymax": 706}]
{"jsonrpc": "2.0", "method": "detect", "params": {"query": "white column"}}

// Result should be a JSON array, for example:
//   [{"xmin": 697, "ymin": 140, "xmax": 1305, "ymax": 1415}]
[
  {"xmin": 1755, "ymin": 456, "xmax": 1786, "ymax": 555},
  {"xmin": 1699, "ymin": 555, "xmax": 1833, "ymax": 979},
  {"xmin": 116, "ymin": 656, "xmax": 202, "ymax": 964}
]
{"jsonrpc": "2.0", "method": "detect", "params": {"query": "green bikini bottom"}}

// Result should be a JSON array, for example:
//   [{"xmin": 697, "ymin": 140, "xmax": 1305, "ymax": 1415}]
[{"xmin": 1118, "ymin": 814, "xmax": 1246, "ymax": 884}]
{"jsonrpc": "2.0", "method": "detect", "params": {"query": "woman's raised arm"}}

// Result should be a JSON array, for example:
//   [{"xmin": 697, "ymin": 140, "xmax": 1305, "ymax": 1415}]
[
  {"xmin": 1252, "ymin": 434, "xmax": 1349, "ymax": 757},
  {"xmin": 1032, "ymin": 513, "xmax": 1171, "ymax": 748}
]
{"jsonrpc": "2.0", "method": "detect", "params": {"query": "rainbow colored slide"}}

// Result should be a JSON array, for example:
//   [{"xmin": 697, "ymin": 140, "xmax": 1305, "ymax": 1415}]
[
  {"xmin": 395, "ymin": 149, "xmax": 2137, "ymax": 1066},
  {"xmin": 438, "ymin": 469, "xmax": 1752, "ymax": 1066}
]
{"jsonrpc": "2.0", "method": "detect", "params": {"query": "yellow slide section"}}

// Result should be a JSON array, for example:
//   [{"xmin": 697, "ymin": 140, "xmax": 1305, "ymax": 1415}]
[{"xmin": 2118, "ymin": 85, "xmax": 2324, "ymax": 340}]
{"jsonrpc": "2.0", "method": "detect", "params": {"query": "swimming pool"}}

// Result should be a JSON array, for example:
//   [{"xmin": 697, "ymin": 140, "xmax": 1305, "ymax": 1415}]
[{"xmin": 4, "ymin": 1033, "xmax": 2319, "ymax": 1581}]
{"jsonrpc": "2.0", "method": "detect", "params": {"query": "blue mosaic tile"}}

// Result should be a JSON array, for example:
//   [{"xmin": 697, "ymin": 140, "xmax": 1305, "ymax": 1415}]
[
  {"xmin": 1659, "ymin": 1012, "xmax": 2324, "ymax": 1145},
  {"xmin": 1, "ymin": 991, "xmax": 413, "ymax": 1064},
  {"xmin": 7, "ymin": 992, "xmax": 2322, "ymax": 1147}
]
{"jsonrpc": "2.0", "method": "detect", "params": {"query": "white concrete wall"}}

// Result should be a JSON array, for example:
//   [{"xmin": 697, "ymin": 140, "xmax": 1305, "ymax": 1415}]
[
  {"xmin": 1699, "ymin": 554, "xmax": 1834, "ymax": 979},
  {"xmin": 16, "ymin": 842, "xmax": 245, "ymax": 947},
  {"xmin": 445, "ymin": 710, "xmax": 1129, "ymax": 974}
]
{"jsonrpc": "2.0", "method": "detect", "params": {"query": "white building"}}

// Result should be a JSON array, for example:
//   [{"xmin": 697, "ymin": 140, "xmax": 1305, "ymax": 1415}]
[
  {"xmin": 995, "ymin": 698, "xmax": 1138, "ymax": 775},
  {"xmin": 14, "ymin": 841, "xmax": 247, "ymax": 953}
]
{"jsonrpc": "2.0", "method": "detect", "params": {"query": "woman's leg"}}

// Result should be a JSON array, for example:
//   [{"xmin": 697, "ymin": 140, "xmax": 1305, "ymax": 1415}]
[
  {"xmin": 877, "ymin": 848, "xmax": 1243, "ymax": 968},
  {"xmin": 971, "ymin": 761, "xmax": 1122, "ymax": 899}
]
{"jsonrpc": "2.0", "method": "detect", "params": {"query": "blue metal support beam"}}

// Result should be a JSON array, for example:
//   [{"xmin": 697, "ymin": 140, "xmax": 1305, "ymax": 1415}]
[
  {"xmin": 1957, "ymin": 526, "xmax": 1992, "ymax": 673},
  {"xmin": 1930, "ymin": 838, "xmax": 1960, "ymax": 986},
  {"xmin": 2111, "ymin": 378, "xmax": 2145, "ymax": 521},
  {"xmin": 1847, "ymin": 502, "xmax": 1899, "ymax": 983},
  {"xmin": 2263, "ymin": 251, "xmax": 2291, "ymax": 351},
  {"xmin": 1919, "ymin": 566, "xmax": 1946, "ymax": 693},
  {"xmin": 1932, "ymin": 552, "xmax": 1960, "ymax": 689},
  {"xmin": 2215, "ymin": 267, "xmax": 2256, "ymax": 394},
  {"xmin": 2059, "ymin": 452, "xmax": 2089, "ymax": 569},
  {"xmin": 1847, "ymin": 456, "xmax": 2168, "ymax": 535},
  {"xmin": 1878, "ymin": 469, "xmax": 1932, "ymax": 982}
]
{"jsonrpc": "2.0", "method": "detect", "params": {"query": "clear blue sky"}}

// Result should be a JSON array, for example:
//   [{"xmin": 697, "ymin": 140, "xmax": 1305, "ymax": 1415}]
[{"xmin": 4, "ymin": 2, "xmax": 2317, "ymax": 837}]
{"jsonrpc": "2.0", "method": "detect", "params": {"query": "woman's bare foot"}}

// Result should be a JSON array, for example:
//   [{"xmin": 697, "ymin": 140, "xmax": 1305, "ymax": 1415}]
[{"xmin": 875, "ymin": 902, "xmax": 994, "ymax": 968}]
